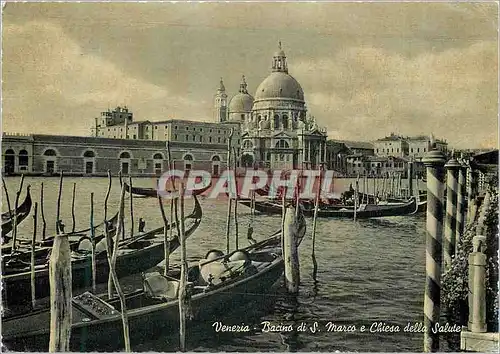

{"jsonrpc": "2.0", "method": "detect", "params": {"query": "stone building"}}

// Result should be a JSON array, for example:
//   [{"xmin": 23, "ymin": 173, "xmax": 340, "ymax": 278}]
[
  {"xmin": 2, "ymin": 133, "xmax": 228, "ymax": 177},
  {"xmin": 221, "ymin": 42, "xmax": 327, "ymax": 170}
]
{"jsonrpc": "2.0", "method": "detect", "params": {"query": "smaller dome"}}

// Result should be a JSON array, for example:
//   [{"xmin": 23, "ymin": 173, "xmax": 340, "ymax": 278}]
[
  {"xmin": 228, "ymin": 92, "xmax": 254, "ymax": 113},
  {"xmin": 274, "ymin": 49, "xmax": 286, "ymax": 57}
]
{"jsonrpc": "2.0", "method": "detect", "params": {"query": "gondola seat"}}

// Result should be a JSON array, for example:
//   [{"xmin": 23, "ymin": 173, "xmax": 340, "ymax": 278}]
[{"xmin": 143, "ymin": 273, "xmax": 180, "ymax": 301}]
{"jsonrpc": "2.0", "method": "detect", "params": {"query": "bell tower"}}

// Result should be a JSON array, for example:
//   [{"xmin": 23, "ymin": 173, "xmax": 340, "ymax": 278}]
[{"xmin": 214, "ymin": 78, "xmax": 228, "ymax": 122}]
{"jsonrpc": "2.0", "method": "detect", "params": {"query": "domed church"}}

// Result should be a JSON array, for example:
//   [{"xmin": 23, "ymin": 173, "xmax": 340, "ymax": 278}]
[{"xmin": 214, "ymin": 42, "xmax": 327, "ymax": 170}]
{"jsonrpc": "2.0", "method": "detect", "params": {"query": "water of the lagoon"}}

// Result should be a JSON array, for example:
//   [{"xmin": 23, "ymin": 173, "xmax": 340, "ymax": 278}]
[{"xmin": 2, "ymin": 176, "xmax": 436, "ymax": 352}]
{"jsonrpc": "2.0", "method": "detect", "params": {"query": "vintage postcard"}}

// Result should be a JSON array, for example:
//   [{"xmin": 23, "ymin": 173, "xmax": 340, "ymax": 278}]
[{"xmin": 1, "ymin": 1, "xmax": 498, "ymax": 352}]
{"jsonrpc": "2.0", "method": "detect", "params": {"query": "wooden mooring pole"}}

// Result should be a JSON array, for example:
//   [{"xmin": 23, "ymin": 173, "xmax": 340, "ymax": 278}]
[
  {"xmin": 30, "ymin": 202, "xmax": 38, "ymax": 309},
  {"xmin": 157, "ymin": 194, "xmax": 170, "ymax": 276},
  {"xmin": 109, "ymin": 183, "xmax": 126, "ymax": 299},
  {"xmin": 55, "ymin": 171, "xmax": 63, "ymax": 235},
  {"xmin": 283, "ymin": 206, "xmax": 300, "ymax": 294},
  {"xmin": 48, "ymin": 229, "xmax": 72, "ymax": 352},
  {"xmin": 11, "ymin": 174, "xmax": 25, "ymax": 253},
  {"xmin": 421, "ymin": 144, "xmax": 446, "ymax": 352},
  {"xmin": 233, "ymin": 147, "xmax": 239, "ymax": 250},
  {"xmin": 2, "ymin": 177, "xmax": 12, "ymax": 219},
  {"xmin": 129, "ymin": 176, "xmax": 134, "ymax": 238},
  {"xmin": 178, "ymin": 183, "xmax": 190, "ymax": 352},
  {"xmin": 71, "ymin": 183, "xmax": 76, "ymax": 233},
  {"xmin": 90, "ymin": 192, "xmax": 97, "ymax": 293},
  {"xmin": 225, "ymin": 129, "xmax": 234, "ymax": 254},
  {"xmin": 41, "ymin": 182, "xmax": 47, "ymax": 240},
  {"xmin": 104, "ymin": 183, "xmax": 131, "ymax": 352}
]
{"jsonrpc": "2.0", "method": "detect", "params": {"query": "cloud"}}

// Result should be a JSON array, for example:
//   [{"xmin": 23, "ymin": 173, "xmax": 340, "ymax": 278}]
[
  {"xmin": 2, "ymin": 21, "xmax": 201, "ymax": 135},
  {"xmin": 292, "ymin": 41, "xmax": 498, "ymax": 148}
]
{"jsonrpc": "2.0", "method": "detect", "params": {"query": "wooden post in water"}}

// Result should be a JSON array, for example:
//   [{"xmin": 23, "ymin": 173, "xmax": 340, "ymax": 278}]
[
  {"xmin": 233, "ymin": 147, "xmax": 239, "ymax": 250},
  {"xmin": 283, "ymin": 206, "xmax": 300, "ymax": 294},
  {"xmin": 55, "ymin": 171, "xmax": 63, "ymax": 235},
  {"xmin": 354, "ymin": 174, "xmax": 359, "ymax": 222},
  {"xmin": 48, "ymin": 231, "xmax": 72, "ymax": 352},
  {"xmin": 104, "ymin": 184, "xmax": 131, "ymax": 352},
  {"xmin": 11, "ymin": 174, "xmax": 25, "ymax": 252},
  {"xmin": 71, "ymin": 183, "xmax": 76, "ymax": 233},
  {"xmin": 178, "ymin": 183, "xmax": 189, "ymax": 352},
  {"xmin": 444, "ymin": 155, "xmax": 460, "ymax": 271},
  {"xmin": 30, "ymin": 202, "xmax": 38, "ymax": 309},
  {"xmin": 408, "ymin": 160, "xmax": 414, "ymax": 199},
  {"xmin": 129, "ymin": 176, "xmax": 134, "ymax": 238},
  {"xmin": 157, "ymin": 194, "xmax": 170, "ymax": 276},
  {"xmin": 108, "ymin": 184, "xmax": 126, "ymax": 299},
  {"xmin": 41, "ymin": 182, "xmax": 47, "ymax": 240},
  {"xmin": 2, "ymin": 177, "xmax": 12, "ymax": 219},
  {"xmin": 311, "ymin": 166, "xmax": 321, "ymax": 276},
  {"xmin": 225, "ymin": 129, "xmax": 234, "ymax": 254},
  {"xmin": 421, "ymin": 144, "xmax": 446, "ymax": 352},
  {"xmin": 90, "ymin": 193, "xmax": 97, "ymax": 293}
]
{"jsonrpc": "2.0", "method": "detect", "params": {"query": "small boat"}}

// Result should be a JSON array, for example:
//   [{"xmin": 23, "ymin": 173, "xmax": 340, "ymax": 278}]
[
  {"xmin": 240, "ymin": 197, "xmax": 418, "ymax": 218},
  {"xmin": 124, "ymin": 180, "xmax": 212, "ymax": 198},
  {"xmin": 1, "ymin": 186, "xmax": 33, "ymax": 237},
  {"xmin": 2, "ymin": 195, "xmax": 203, "ymax": 306},
  {"xmin": 2, "ymin": 211, "xmax": 306, "ymax": 352}
]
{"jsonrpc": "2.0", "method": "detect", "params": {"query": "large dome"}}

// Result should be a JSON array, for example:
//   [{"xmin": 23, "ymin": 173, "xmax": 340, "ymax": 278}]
[
  {"xmin": 228, "ymin": 92, "xmax": 254, "ymax": 113},
  {"xmin": 254, "ymin": 72, "xmax": 304, "ymax": 101}
]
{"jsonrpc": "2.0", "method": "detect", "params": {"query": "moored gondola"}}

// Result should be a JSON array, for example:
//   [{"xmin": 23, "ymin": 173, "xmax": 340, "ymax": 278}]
[
  {"xmin": 2, "ymin": 185, "xmax": 33, "ymax": 238},
  {"xmin": 2, "ymin": 207, "xmax": 306, "ymax": 352},
  {"xmin": 240, "ymin": 197, "xmax": 418, "ymax": 218},
  {"xmin": 2, "ymin": 195, "xmax": 203, "ymax": 307},
  {"xmin": 123, "ymin": 180, "xmax": 212, "ymax": 198}
]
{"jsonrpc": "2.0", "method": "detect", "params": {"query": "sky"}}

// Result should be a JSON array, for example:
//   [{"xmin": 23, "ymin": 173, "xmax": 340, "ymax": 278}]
[{"xmin": 2, "ymin": 2, "xmax": 498, "ymax": 149}]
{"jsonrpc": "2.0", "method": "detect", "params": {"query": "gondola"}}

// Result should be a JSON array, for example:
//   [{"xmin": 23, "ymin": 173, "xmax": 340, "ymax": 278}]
[
  {"xmin": 123, "ymin": 180, "xmax": 212, "ymax": 198},
  {"xmin": 2, "ymin": 207, "xmax": 305, "ymax": 352},
  {"xmin": 1, "ymin": 212, "xmax": 121, "ymax": 271},
  {"xmin": 2, "ymin": 185, "xmax": 33, "ymax": 237},
  {"xmin": 2, "ymin": 195, "xmax": 203, "ymax": 306},
  {"xmin": 240, "ymin": 196, "xmax": 418, "ymax": 218},
  {"xmin": 2, "ymin": 212, "xmax": 120, "ymax": 255}
]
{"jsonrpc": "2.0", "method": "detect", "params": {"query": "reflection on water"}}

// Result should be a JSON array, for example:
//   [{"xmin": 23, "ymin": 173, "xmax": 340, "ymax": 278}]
[{"xmin": 2, "ymin": 177, "xmax": 430, "ymax": 352}]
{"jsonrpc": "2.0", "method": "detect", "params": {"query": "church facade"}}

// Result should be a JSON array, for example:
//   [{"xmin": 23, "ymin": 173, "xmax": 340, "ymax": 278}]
[{"xmin": 214, "ymin": 43, "xmax": 328, "ymax": 170}]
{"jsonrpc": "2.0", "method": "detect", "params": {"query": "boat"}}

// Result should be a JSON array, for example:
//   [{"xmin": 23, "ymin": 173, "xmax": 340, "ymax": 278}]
[
  {"xmin": 239, "ymin": 197, "xmax": 418, "ymax": 218},
  {"xmin": 2, "ymin": 210, "xmax": 306, "ymax": 352},
  {"xmin": 2, "ymin": 195, "xmax": 203, "ymax": 306},
  {"xmin": 123, "ymin": 180, "xmax": 212, "ymax": 198},
  {"xmin": 2, "ymin": 212, "xmax": 120, "ymax": 255},
  {"xmin": 1, "ymin": 186, "xmax": 33, "ymax": 238},
  {"xmin": 1, "ymin": 212, "xmax": 121, "ymax": 272}
]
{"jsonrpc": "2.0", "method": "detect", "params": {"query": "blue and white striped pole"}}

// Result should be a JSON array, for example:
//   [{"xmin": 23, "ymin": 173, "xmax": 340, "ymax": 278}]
[
  {"xmin": 422, "ymin": 146, "xmax": 446, "ymax": 352},
  {"xmin": 444, "ymin": 156, "xmax": 460, "ymax": 271}
]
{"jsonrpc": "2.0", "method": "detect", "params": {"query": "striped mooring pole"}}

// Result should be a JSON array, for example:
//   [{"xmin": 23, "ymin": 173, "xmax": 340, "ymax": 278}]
[
  {"xmin": 422, "ymin": 146, "xmax": 446, "ymax": 352},
  {"xmin": 456, "ymin": 156, "xmax": 467, "ymax": 250},
  {"xmin": 444, "ymin": 155, "xmax": 460, "ymax": 271}
]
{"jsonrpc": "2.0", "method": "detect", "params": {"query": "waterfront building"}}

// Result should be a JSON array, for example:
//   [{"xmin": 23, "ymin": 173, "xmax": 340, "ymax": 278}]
[
  {"xmin": 373, "ymin": 133, "xmax": 448, "ymax": 160},
  {"xmin": 2, "ymin": 133, "xmax": 228, "ymax": 177},
  {"xmin": 226, "ymin": 43, "xmax": 328, "ymax": 170}
]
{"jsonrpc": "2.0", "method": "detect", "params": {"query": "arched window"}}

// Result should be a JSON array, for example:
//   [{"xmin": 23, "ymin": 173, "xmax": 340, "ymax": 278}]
[
  {"xmin": 282, "ymin": 115, "xmax": 289, "ymax": 129},
  {"xmin": 275, "ymin": 140, "xmax": 289, "ymax": 149},
  {"xmin": 153, "ymin": 153, "xmax": 163, "ymax": 160},
  {"xmin": 211, "ymin": 155, "xmax": 221, "ymax": 162},
  {"xmin": 184, "ymin": 154, "xmax": 193, "ymax": 161},
  {"xmin": 119, "ymin": 151, "xmax": 131, "ymax": 159},
  {"xmin": 257, "ymin": 115, "xmax": 262, "ymax": 122},
  {"xmin": 83, "ymin": 150, "xmax": 95, "ymax": 158},
  {"xmin": 18, "ymin": 150, "xmax": 28, "ymax": 167},
  {"xmin": 273, "ymin": 114, "xmax": 280, "ymax": 129},
  {"xmin": 4, "ymin": 149, "xmax": 15, "ymax": 174},
  {"xmin": 211, "ymin": 155, "xmax": 221, "ymax": 176},
  {"xmin": 243, "ymin": 140, "xmax": 253, "ymax": 149},
  {"xmin": 44, "ymin": 149, "xmax": 57, "ymax": 156}
]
